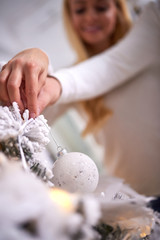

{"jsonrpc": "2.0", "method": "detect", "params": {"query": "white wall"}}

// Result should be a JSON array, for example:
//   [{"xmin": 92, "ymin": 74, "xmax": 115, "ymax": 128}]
[{"xmin": 0, "ymin": 0, "xmax": 76, "ymax": 69}]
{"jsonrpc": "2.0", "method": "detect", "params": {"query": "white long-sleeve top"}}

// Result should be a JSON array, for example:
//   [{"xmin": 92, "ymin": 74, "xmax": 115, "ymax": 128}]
[{"xmin": 46, "ymin": 1, "xmax": 160, "ymax": 196}]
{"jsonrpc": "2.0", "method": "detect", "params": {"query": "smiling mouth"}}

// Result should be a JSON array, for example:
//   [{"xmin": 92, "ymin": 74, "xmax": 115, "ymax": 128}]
[{"xmin": 83, "ymin": 26, "xmax": 101, "ymax": 33}]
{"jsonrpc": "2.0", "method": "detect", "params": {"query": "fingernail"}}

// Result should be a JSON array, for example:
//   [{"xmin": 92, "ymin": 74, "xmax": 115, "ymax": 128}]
[{"xmin": 30, "ymin": 112, "xmax": 36, "ymax": 119}]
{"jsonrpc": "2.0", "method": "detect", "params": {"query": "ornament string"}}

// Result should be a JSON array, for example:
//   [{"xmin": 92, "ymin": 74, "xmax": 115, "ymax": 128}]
[
  {"xmin": 38, "ymin": 118, "xmax": 64, "ymax": 153},
  {"xmin": 37, "ymin": 118, "xmax": 68, "ymax": 159}
]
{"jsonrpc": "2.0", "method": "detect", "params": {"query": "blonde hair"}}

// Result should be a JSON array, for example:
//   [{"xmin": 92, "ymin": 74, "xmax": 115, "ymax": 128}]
[{"xmin": 63, "ymin": 0, "xmax": 132, "ymax": 136}]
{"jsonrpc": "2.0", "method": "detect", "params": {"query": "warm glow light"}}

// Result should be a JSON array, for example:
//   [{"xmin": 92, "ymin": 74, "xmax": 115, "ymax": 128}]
[
  {"xmin": 49, "ymin": 188, "xmax": 75, "ymax": 212},
  {"xmin": 140, "ymin": 232, "xmax": 147, "ymax": 238},
  {"xmin": 140, "ymin": 225, "xmax": 151, "ymax": 238}
]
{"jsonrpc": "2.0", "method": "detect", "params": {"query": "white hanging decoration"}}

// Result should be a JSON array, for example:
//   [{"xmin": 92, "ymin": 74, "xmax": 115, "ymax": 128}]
[
  {"xmin": 52, "ymin": 148, "xmax": 99, "ymax": 193},
  {"xmin": 0, "ymin": 102, "xmax": 53, "ymax": 182}
]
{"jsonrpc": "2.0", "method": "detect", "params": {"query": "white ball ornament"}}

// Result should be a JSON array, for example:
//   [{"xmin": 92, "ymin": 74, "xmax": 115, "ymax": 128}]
[{"xmin": 52, "ymin": 149, "xmax": 99, "ymax": 193}]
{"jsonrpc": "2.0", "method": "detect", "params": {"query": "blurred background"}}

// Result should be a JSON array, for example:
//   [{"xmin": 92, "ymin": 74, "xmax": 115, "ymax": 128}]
[{"xmin": 0, "ymin": 0, "xmax": 150, "ymax": 169}]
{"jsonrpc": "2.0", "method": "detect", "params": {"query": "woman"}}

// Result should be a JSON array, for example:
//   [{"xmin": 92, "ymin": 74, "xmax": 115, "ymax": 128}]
[
  {"xmin": 0, "ymin": 1, "xmax": 159, "ymax": 196},
  {"xmin": 36, "ymin": 0, "xmax": 160, "ymax": 196},
  {"xmin": 50, "ymin": 0, "xmax": 160, "ymax": 196},
  {"xmin": 62, "ymin": 0, "xmax": 132, "ymax": 136},
  {"xmin": 0, "ymin": 0, "xmax": 132, "ymax": 124}
]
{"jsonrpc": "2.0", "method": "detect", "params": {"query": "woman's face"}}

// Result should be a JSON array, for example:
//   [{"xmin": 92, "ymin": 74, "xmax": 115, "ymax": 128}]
[{"xmin": 69, "ymin": 0, "xmax": 118, "ymax": 47}]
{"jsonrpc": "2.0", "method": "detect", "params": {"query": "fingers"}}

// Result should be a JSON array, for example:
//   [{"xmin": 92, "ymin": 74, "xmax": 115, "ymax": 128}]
[
  {"xmin": 7, "ymin": 65, "xmax": 24, "ymax": 112},
  {"xmin": 37, "ymin": 89, "xmax": 51, "ymax": 114},
  {"xmin": 24, "ymin": 62, "xmax": 39, "ymax": 118},
  {"xmin": 20, "ymin": 82, "xmax": 27, "ymax": 109},
  {"xmin": 0, "ymin": 48, "xmax": 49, "ymax": 117},
  {"xmin": 0, "ymin": 60, "xmax": 25, "ymax": 111},
  {"xmin": 2, "ymin": 63, "xmax": 7, "ymax": 71},
  {"xmin": 0, "ymin": 67, "xmax": 10, "ymax": 103},
  {"xmin": 37, "ymin": 77, "xmax": 62, "ymax": 114},
  {"xmin": 25, "ymin": 67, "xmax": 47, "ymax": 117},
  {"xmin": 38, "ymin": 70, "xmax": 47, "ymax": 93},
  {"xmin": 0, "ymin": 61, "xmax": 26, "ymax": 112}
]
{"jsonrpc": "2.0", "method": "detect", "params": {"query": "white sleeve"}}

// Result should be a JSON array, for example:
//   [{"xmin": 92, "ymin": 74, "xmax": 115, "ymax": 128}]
[{"xmin": 53, "ymin": 2, "xmax": 160, "ymax": 104}]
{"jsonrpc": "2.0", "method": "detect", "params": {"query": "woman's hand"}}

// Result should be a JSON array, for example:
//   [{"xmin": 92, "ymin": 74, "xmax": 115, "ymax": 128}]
[
  {"xmin": 0, "ymin": 48, "xmax": 49, "ymax": 118},
  {"xmin": 37, "ymin": 76, "xmax": 62, "ymax": 114}
]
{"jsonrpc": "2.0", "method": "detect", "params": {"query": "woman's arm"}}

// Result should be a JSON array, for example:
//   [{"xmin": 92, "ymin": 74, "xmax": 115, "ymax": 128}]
[{"xmin": 54, "ymin": 2, "xmax": 159, "ymax": 104}]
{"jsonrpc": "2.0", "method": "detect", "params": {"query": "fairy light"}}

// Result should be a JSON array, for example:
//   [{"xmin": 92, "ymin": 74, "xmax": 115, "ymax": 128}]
[
  {"xmin": 139, "ymin": 225, "xmax": 152, "ymax": 238},
  {"xmin": 49, "ymin": 188, "xmax": 76, "ymax": 212}
]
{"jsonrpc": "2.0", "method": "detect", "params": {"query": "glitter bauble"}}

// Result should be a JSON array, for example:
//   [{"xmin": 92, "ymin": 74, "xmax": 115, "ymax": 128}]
[{"xmin": 52, "ymin": 151, "xmax": 99, "ymax": 193}]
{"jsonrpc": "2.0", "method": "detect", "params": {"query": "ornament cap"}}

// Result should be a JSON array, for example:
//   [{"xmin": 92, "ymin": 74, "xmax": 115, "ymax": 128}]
[{"xmin": 57, "ymin": 148, "xmax": 67, "ymax": 158}]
